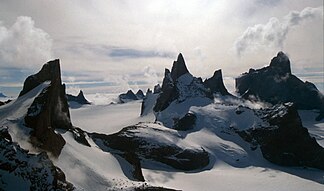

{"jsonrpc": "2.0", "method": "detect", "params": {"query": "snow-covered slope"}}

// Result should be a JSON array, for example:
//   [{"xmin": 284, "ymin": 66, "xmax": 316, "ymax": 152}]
[
  {"xmin": 54, "ymin": 131, "xmax": 144, "ymax": 191},
  {"xmin": 70, "ymin": 100, "xmax": 154, "ymax": 135},
  {"xmin": 68, "ymin": 98, "xmax": 324, "ymax": 191},
  {"xmin": 0, "ymin": 82, "xmax": 50, "ymax": 152}
]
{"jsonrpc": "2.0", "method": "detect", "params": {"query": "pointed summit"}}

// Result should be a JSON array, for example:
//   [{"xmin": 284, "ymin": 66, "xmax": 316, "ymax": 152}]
[
  {"xmin": 269, "ymin": 51, "xmax": 291, "ymax": 75},
  {"xmin": 135, "ymin": 89, "xmax": 145, "ymax": 99},
  {"xmin": 67, "ymin": 90, "xmax": 91, "ymax": 105},
  {"xmin": 204, "ymin": 69, "xmax": 231, "ymax": 96},
  {"xmin": 170, "ymin": 53, "xmax": 190, "ymax": 81},
  {"xmin": 19, "ymin": 59, "xmax": 62, "ymax": 97}
]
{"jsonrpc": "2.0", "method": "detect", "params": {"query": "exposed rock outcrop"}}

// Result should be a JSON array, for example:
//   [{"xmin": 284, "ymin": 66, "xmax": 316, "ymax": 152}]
[
  {"xmin": 67, "ymin": 90, "xmax": 91, "ymax": 105},
  {"xmin": 203, "ymin": 69, "xmax": 231, "ymax": 96},
  {"xmin": 119, "ymin": 89, "xmax": 146, "ymax": 103},
  {"xmin": 91, "ymin": 124, "xmax": 209, "ymax": 171},
  {"xmin": 174, "ymin": 112, "xmax": 197, "ymax": 131},
  {"xmin": 22, "ymin": 59, "xmax": 72, "ymax": 157},
  {"xmin": 170, "ymin": 53, "xmax": 189, "ymax": 81},
  {"xmin": 153, "ymin": 54, "xmax": 212, "ymax": 112},
  {"xmin": 0, "ymin": 99, "xmax": 12, "ymax": 106},
  {"xmin": 238, "ymin": 103, "xmax": 324, "ymax": 169},
  {"xmin": 153, "ymin": 69, "xmax": 177, "ymax": 112},
  {"xmin": 236, "ymin": 51, "xmax": 324, "ymax": 120},
  {"xmin": 153, "ymin": 84, "xmax": 161, "ymax": 94},
  {"xmin": 0, "ymin": 128, "xmax": 73, "ymax": 190},
  {"xmin": 136, "ymin": 90, "xmax": 145, "ymax": 99}
]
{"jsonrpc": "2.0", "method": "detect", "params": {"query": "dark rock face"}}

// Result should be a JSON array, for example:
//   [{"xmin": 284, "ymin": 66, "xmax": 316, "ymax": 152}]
[
  {"xmin": 236, "ymin": 51, "xmax": 324, "ymax": 120},
  {"xmin": 203, "ymin": 69, "xmax": 231, "ymax": 96},
  {"xmin": 153, "ymin": 84, "xmax": 161, "ymax": 94},
  {"xmin": 269, "ymin": 51, "xmax": 291, "ymax": 75},
  {"xmin": 154, "ymin": 54, "xmax": 212, "ymax": 112},
  {"xmin": 0, "ymin": 128, "xmax": 73, "ymax": 190},
  {"xmin": 136, "ymin": 90, "xmax": 145, "ymax": 99},
  {"xmin": 174, "ymin": 113, "xmax": 197, "ymax": 131},
  {"xmin": 123, "ymin": 151, "xmax": 145, "ymax": 181},
  {"xmin": 67, "ymin": 90, "xmax": 91, "ymax": 105},
  {"xmin": 70, "ymin": 127, "xmax": 91, "ymax": 147},
  {"xmin": 19, "ymin": 59, "xmax": 61, "ymax": 97},
  {"xmin": 91, "ymin": 125, "xmax": 209, "ymax": 171},
  {"xmin": 119, "ymin": 89, "xmax": 145, "ymax": 103},
  {"xmin": 238, "ymin": 103, "xmax": 324, "ymax": 169},
  {"xmin": 170, "ymin": 53, "xmax": 189, "ymax": 81},
  {"xmin": 153, "ymin": 69, "xmax": 177, "ymax": 112},
  {"xmin": 0, "ymin": 99, "xmax": 12, "ymax": 106},
  {"xmin": 22, "ymin": 59, "xmax": 72, "ymax": 157}
]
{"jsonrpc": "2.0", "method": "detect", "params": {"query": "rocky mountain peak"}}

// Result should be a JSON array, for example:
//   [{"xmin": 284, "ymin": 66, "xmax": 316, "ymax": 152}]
[
  {"xmin": 119, "ymin": 89, "xmax": 146, "ymax": 103},
  {"xmin": 269, "ymin": 51, "xmax": 291, "ymax": 75},
  {"xmin": 203, "ymin": 69, "xmax": 231, "ymax": 96},
  {"xmin": 170, "ymin": 53, "xmax": 190, "ymax": 81},
  {"xmin": 67, "ymin": 90, "xmax": 91, "ymax": 105},
  {"xmin": 19, "ymin": 59, "xmax": 61, "ymax": 97},
  {"xmin": 135, "ymin": 90, "xmax": 145, "ymax": 99},
  {"xmin": 22, "ymin": 59, "xmax": 72, "ymax": 157},
  {"xmin": 153, "ymin": 53, "xmax": 212, "ymax": 113},
  {"xmin": 236, "ymin": 52, "xmax": 324, "ymax": 120}
]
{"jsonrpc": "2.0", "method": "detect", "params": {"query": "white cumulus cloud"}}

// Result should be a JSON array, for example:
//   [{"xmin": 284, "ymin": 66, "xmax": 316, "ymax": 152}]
[
  {"xmin": 0, "ymin": 16, "xmax": 53, "ymax": 69},
  {"xmin": 234, "ymin": 6, "xmax": 323, "ymax": 56}
]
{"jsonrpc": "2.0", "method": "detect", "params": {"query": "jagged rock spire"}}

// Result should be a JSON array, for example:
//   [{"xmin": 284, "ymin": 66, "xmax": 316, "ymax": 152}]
[
  {"xmin": 170, "ymin": 53, "xmax": 190, "ymax": 81},
  {"xmin": 203, "ymin": 69, "xmax": 231, "ymax": 96},
  {"xmin": 22, "ymin": 59, "xmax": 72, "ymax": 157}
]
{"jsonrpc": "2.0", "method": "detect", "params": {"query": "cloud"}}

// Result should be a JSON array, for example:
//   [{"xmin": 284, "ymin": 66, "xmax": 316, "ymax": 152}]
[
  {"xmin": 109, "ymin": 48, "xmax": 175, "ymax": 59},
  {"xmin": 60, "ymin": 42, "xmax": 176, "ymax": 61},
  {"xmin": 233, "ymin": 6, "xmax": 323, "ymax": 56},
  {"xmin": 0, "ymin": 16, "xmax": 53, "ymax": 69}
]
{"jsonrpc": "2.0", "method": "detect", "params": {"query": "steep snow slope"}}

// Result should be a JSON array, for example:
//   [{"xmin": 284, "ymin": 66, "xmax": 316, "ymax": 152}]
[
  {"xmin": 54, "ymin": 131, "xmax": 144, "ymax": 191},
  {"xmin": 0, "ymin": 82, "xmax": 50, "ymax": 151}
]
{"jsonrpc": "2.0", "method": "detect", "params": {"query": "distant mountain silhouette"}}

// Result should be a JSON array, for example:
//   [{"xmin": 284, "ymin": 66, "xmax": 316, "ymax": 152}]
[
  {"xmin": 0, "ymin": 92, "xmax": 7, "ymax": 98},
  {"xmin": 67, "ymin": 90, "xmax": 91, "ymax": 105},
  {"xmin": 118, "ymin": 89, "xmax": 145, "ymax": 103}
]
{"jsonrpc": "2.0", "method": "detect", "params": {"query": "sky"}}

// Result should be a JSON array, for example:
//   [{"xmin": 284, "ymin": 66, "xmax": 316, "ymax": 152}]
[{"xmin": 0, "ymin": 0, "xmax": 323, "ymax": 97}]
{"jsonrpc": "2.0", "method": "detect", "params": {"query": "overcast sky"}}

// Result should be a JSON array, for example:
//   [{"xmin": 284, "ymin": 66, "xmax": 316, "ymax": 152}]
[{"xmin": 0, "ymin": 0, "xmax": 323, "ymax": 96}]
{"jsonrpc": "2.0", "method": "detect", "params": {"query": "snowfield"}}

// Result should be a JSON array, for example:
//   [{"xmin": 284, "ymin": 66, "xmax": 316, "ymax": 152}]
[{"xmin": 65, "ymin": 94, "xmax": 324, "ymax": 191}]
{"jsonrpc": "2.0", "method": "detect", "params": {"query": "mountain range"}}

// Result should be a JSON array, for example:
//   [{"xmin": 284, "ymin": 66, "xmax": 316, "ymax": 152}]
[{"xmin": 0, "ymin": 52, "xmax": 323, "ymax": 191}]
